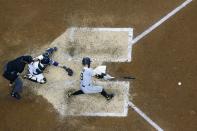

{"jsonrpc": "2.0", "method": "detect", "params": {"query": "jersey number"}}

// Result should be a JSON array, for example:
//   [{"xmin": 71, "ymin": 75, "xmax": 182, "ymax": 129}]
[{"xmin": 80, "ymin": 72, "xmax": 83, "ymax": 80}]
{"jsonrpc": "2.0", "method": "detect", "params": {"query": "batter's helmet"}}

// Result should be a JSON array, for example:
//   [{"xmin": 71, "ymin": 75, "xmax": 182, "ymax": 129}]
[{"xmin": 82, "ymin": 57, "xmax": 91, "ymax": 67}]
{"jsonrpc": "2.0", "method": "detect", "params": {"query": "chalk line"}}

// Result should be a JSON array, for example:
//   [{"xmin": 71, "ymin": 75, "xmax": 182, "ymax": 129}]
[
  {"xmin": 67, "ymin": 27, "xmax": 133, "ymax": 62},
  {"xmin": 77, "ymin": 27, "xmax": 132, "ymax": 32},
  {"xmin": 128, "ymin": 28, "xmax": 133, "ymax": 62},
  {"xmin": 132, "ymin": 0, "xmax": 193, "ymax": 44},
  {"xmin": 129, "ymin": 101, "xmax": 164, "ymax": 131}
]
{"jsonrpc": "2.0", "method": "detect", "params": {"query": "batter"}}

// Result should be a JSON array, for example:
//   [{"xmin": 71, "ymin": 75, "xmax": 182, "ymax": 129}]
[{"xmin": 68, "ymin": 57, "xmax": 114, "ymax": 100}]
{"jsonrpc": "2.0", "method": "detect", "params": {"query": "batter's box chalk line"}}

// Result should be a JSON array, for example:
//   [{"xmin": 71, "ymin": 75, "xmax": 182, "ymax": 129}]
[
  {"xmin": 66, "ymin": 27, "xmax": 132, "ymax": 117},
  {"xmin": 68, "ymin": 27, "xmax": 133, "ymax": 62}
]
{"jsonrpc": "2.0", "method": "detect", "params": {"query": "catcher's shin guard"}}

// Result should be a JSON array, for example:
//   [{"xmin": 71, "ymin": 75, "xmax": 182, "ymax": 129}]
[{"xmin": 24, "ymin": 74, "xmax": 46, "ymax": 84}]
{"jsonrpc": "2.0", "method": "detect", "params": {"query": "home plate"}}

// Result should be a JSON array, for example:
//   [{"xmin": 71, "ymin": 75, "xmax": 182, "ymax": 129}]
[{"xmin": 25, "ymin": 27, "xmax": 133, "ymax": 117}]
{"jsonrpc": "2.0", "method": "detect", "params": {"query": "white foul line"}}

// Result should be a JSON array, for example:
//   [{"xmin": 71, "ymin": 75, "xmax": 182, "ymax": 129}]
[
  {"xmin": 129, "ymin": 0, "xmax": 193, "ymax": 130},
  {"xmin": 132, "ymin": 0, "xmax": 193, "ymax": 44},
  {"xmin": 129, "ymin": 101, "xmax": 164, "ymax": 131}
]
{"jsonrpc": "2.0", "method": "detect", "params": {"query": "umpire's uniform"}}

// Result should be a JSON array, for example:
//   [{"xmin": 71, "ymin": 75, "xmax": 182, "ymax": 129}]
[{"xmin": 3, "ymin": 56, "xmax": 33, "ymax": 100}]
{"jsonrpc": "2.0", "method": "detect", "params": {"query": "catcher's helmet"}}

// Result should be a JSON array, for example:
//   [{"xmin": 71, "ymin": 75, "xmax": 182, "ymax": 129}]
[
  {"xmin": 82, "ymin": 57, "xmax": 91, "ymax": 67},
  {"xmin": 22, "ymin": 55, "xmax": 33, "ymax": 64},
  {"xmin": 41, "ymin": 57, "xmax": 50, "ymax": 65}
]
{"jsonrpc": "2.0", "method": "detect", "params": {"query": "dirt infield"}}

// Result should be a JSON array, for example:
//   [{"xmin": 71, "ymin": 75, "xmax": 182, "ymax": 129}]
[{"xmin": 0, "ymin": 0, "xmax": 197, "ymax": 131}]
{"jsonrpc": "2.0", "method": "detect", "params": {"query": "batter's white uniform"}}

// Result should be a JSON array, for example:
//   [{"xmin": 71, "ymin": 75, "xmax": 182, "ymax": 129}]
[{"xmin": 80, "ymin": 67, "xmax": 103, "ymax": 94}]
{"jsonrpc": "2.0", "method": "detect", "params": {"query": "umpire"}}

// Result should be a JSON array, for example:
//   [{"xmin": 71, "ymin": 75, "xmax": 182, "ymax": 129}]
[{"xmin": 3, "ymin": 55, "xmax": 33, "ymax": 100}]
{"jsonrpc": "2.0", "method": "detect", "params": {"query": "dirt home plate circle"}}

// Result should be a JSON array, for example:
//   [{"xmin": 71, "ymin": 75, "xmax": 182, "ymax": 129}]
[{"xmin": 25, "ymin": 27, "xmax": 133, "ymax": 117}]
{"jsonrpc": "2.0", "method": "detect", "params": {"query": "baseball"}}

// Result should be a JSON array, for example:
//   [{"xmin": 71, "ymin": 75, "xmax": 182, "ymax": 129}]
[{"xmin": 178, "ymin": 82, "xmax": 182, "ymax": 86}]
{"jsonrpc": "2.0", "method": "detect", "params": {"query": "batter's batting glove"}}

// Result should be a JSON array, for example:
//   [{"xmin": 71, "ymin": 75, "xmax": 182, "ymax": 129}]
[
  {"xmin": 62, "ymin": 66, "xmax": 73, "ymax": 76},
  {"xmin": 95, "ymin": 73, "xmax": 106, "ymax": 79}
]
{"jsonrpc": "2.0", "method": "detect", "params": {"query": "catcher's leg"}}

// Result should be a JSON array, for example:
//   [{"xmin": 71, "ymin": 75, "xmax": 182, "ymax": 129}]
[{"xmin": 24, "ymin": 74, "xmax": 46, "ymax": 84}]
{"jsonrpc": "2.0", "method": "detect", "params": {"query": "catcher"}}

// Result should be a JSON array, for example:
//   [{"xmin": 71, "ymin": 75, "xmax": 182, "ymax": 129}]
[
  {"xmin": 68, "ymin": 57, "xmax": 114, "ymax": 100},
  {"xmin": 24, "ymin": 47, "xmax": 73, "ymax": 84}
]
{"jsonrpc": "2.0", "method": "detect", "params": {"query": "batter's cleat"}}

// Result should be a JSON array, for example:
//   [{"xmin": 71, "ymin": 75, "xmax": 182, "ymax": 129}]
[
  {"xmin": 106, "ymin": 94, "xmax": 114, "ymax": 101},
  {"xmin": 11, "ymin": 92, "xmax": 21, "ymax": 100}
]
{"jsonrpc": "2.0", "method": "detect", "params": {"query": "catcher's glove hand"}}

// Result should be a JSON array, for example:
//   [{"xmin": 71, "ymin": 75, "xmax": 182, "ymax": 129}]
[{"xmin": 62, "ymin": 66, "xmax": 73, "ymax": 76}]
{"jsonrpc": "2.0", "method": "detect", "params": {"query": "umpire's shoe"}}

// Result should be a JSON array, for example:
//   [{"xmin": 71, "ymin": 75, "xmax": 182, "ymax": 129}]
[{"xmin": 11, "ymin": 92, "xmax": 21, "ymax": 100}]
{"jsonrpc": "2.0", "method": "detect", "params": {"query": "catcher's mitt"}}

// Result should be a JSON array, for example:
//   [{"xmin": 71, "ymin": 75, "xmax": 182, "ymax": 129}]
[{"xmin": 62, "ymin": 66, "xmax": 73, "ymax": 76}]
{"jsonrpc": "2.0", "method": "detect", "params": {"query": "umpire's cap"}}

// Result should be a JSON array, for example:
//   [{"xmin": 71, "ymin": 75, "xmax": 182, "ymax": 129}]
[{"xmin": 22, "ymin": 55, "xmax": 33, "ymax": 64}]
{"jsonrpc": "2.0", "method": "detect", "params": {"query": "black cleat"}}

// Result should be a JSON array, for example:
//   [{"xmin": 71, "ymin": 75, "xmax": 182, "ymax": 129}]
[
  {"xmin": 11, "ymin": 92, "xmax": 21, "ymax": 100},
  {"xmin": 106, "ymin": 94, "xmax": 114, "ymax": 101}
]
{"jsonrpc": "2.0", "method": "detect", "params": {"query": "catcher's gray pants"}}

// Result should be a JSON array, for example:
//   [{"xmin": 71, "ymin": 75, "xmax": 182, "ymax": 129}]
[{"xmin": 12, "ymin": 77, "xmax": 23, "ymax": 93}]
